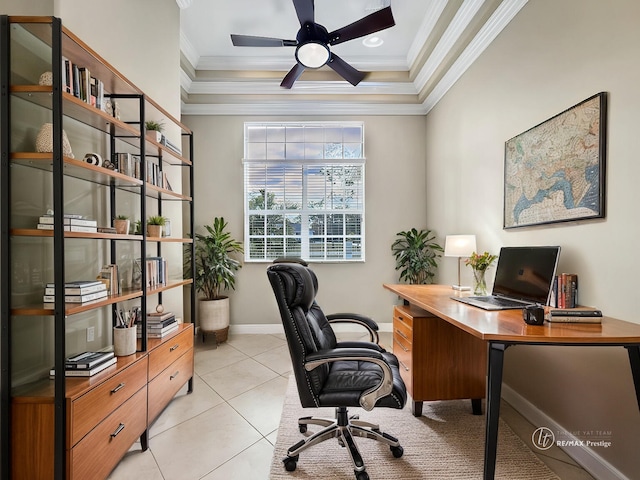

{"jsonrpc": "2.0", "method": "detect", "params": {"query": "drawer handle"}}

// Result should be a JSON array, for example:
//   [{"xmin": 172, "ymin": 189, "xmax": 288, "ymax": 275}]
[
  {"xmin": 110, "ymin": 423, "xmax": 125, "ymax": 438},
  {"xmin": 111, "ymin": 383, "xmax": 125, "ymax": 394},
  {"xmin": 170, "ymin": 370, "xmax": 180, "ymax": 380},
  {"xmin": 398, "ymin": 360, "xmax": 410, "ymax": 372},
  {"xmin": 170, "ymin": 344, "xmax": 180, "ymax": 352},
  {"xmin": 396, "ymin": 329, "xmax": 410, "ymax": 342},
  {"xmin": 396, "ymin": 341, "xmax": 409, "ymax": 352}
]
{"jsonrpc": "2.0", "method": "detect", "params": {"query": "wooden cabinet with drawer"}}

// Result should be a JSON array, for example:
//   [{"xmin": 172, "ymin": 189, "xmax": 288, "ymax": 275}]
[
  {"xmin": 11, "ymin": 324, "xmax": 194, "ymax": 479},
  {"xmin": 147, "ymin": 324, "xmax": 194, "ymax": 424},
  {"xmin": 393, "ymin": 304, "xmax": 487, "ymax": 416}
]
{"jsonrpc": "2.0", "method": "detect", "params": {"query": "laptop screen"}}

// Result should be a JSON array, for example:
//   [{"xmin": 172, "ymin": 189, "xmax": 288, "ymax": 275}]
[{"xmin": 492, "ymin": 246, "xmax": 561, "ymax": 304}]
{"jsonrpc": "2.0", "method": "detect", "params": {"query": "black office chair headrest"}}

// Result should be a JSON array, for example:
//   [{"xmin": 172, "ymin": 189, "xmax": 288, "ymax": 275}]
[{"xmin": 268, "ymin": 262, "xmax": 316, "ymax": 310}]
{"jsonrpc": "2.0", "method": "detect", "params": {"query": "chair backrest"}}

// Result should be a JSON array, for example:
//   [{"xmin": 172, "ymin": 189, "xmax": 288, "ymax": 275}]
[{"xmin": 267, "ymin": 262, "xmax": 337, "ymax": 407}]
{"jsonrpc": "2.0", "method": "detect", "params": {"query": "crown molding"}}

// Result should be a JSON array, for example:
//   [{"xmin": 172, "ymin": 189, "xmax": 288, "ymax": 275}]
[
  {"xmin": 195, "ymin": 54, "xmax": 409, "ymax": 71},
  {"xmin": 422, "ymin": 0, "xmax": 529, "ymax": 114},
  {"xmin": 180, "ymin": 30, "xmax": 199, "ymax": 71},
  {"xmin": 414, "ymin": 0, "xmax": 486, "ymax": 92},
  {"xmin": 186, "ymin": 80, "xmax": 418, "ymax": 96},
  {"xmin": 181, "ymin": 101, "xmax": 428, "ymax": 116},
  {"xmin": 406, "ymin": 0, "xmax": 449, "ymax": 67}
]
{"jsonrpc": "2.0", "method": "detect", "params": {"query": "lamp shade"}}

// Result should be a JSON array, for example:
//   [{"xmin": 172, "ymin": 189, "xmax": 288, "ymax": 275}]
[{"xmin": 444, "ymin": 235, "xmax": 477, "ymax": 257}]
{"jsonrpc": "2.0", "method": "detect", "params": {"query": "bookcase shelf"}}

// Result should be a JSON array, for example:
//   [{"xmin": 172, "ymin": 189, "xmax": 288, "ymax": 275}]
[{"xmin": 1, "ymin": 15, "xmax": 196, "ymax": 480}]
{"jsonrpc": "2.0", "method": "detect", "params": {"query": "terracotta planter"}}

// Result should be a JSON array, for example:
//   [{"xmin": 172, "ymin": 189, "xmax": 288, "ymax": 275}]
[
  {"xmin": 198, "ymin": 297, "xmax": 230, "ymax": 343},
  {"xmin": 147, "ymin": 224, "xmax": 162, "ymax": 238},
  {"xmin": 114, "ymin": 219, "xmax": 130, "ymax": 235}
]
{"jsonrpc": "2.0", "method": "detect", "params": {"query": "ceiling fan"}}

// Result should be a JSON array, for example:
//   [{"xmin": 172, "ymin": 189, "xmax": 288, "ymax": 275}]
[{"xmin": 230, "ymin": 0, "xmax": 395, "ymax": 89}]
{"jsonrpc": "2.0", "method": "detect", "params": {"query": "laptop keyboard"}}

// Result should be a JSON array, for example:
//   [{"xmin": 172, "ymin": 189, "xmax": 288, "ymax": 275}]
[{"xmin": 474, "ymin": 296, "xmax": 527, "ymax": 307}]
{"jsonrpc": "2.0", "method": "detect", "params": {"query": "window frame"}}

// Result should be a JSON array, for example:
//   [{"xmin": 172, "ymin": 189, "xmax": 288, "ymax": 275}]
[{"xmin": 243, "ymin": 122, "xmax": 366, "ymax": 263}]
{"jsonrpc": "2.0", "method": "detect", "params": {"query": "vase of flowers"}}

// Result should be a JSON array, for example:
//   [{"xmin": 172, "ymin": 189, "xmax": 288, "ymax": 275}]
[{"xmin": 465, "ymin": 251, "xmax": 498, "ymax": 295}]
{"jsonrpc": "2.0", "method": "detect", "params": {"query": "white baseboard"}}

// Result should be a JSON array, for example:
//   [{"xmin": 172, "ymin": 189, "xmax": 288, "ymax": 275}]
[{"xmin": 502, "ymin": 384, "xmax": 628, "ymax": 480}]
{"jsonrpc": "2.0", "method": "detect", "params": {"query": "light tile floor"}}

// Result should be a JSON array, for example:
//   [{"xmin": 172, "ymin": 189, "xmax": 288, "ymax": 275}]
[{"xmin": 109, "ymin": 332, "xmax": 595, "ymax": 480}]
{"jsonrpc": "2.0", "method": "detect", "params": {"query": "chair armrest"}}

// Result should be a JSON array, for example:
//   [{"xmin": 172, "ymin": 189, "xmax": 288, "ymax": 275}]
[
  {"xmin": 305, "ymin": 348, "xmax": 393, "ymax": 411},
  {"xmin": 335, "ymin": 341, "xmax": 384, "ymax": 352},
  {"xmin": 326, "ymin": 313, "xmax": 380, "ymax": 344}
]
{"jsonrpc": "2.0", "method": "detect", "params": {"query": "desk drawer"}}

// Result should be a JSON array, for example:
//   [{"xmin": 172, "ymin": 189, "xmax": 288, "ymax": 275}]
[
  {"xmin": 69, "ymin": 357, "xmax": 148, "ymax": 446},
  {"xmin": 69, "ymin": 386, "xmax": 147, "ymax": 480},
  {"xmin": 393, "ymin": 317, "xmax": 413, "ymax": 348},
  {"xmin": 148, "ymin": 327, "xmax": 194, "ymax": 380},
  {"xmin": 393, "ymin": 338, "xmax": 412, "ymax": 390},
  {"xmin": 393, "ymin": 306, "xmax": 414, "ymax": 329},
  {"xmin": 148, "ymin": 348, "xmax": 194, "ymax": 423}
]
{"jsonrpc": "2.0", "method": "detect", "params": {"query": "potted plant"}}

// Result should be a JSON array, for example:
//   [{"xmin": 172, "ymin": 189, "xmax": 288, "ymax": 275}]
[
  {"xmin": 145, "ymin": 120, "xmax": 164, "ymax": 143},
  {"xmin": 114, "ymin": 215, "xmax": 130, "ymax": 235},
  {"xmin": 464, "ymin": 251, "xmax": 498, "ymax": 295},
  {"xmin": 190, "ymin": 217, "xmax": 243, "ymax": 343},
  {"xmin": 146, "ymin": 215, "xmax": 165, "ymax": 238},
  {"xmin": 391, "ymin": 228, "xmax": 444, "ymax": 284}
]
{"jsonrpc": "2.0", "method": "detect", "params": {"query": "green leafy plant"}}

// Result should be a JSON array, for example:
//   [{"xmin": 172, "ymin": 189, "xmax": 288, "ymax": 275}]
[
  {"xmin": 391, "ymin": 228, "xmax": 444, "ymax": 284},
  {"xmin": 115, "ymin": 214, "xmax": 129, "ymax": 220},
  {"xmin": 145, "ymin": 120, "xmax": 164, "ymax": 132},
  {"xmin": 464, "ymin": 251, "xmax": 498, "ymax": 271},
  {"xmin": 189, "ymin": 217, "xmax": 244, "ymax": 300},
  {"xmin": 147, "ymin": 215, "xmax": 166, "ymax": 226}
]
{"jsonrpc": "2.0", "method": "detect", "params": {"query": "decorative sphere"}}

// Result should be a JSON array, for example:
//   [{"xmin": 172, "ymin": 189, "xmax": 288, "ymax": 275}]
[{"xmin": 156, "ymin": 304, "xmax": 164, "ymax": 313}]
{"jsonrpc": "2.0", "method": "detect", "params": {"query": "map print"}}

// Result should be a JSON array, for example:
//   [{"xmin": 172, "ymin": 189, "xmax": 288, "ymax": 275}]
[{"xmin": 504, "ymin": 93, "xmax": 605, "ymax": 228}]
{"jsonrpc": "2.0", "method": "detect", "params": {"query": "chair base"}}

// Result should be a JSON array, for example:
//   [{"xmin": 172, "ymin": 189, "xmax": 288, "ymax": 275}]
[{"xmin": 282, "ymin": 406, "xmax": 403, "ymax": 480}]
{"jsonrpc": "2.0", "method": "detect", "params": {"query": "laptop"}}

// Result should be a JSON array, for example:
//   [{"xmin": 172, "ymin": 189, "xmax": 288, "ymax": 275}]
[{"xmin": 452, "ymin": 246, "xmax": 561, "ymax": 311}]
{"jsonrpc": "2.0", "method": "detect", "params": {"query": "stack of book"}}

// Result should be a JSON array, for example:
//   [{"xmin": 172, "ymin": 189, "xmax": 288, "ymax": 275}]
[
  {"xmin": 546, "ymin": 308, "xmax": 603, "ymax": 324},
  {"xmin": 138, "ymin": 311, "xmax": 178, "ymax": 338},
  {"xmin": 50, "ymin": 351, "xmax": 117, "ymax": 377},
  {"xmin": 551, "ymin": 273, "xmax": 578, "ymax": 308},
  {"xmin": 98, "ymin": 264, "xmax": 120, "ymax": 296},
  {"xmin": 43, "ymin": 280, "xmax": 108, "ymax": 305},
  {"xmin": 37, "ymin": 213, "xmax": 98, "ymax": 233}
]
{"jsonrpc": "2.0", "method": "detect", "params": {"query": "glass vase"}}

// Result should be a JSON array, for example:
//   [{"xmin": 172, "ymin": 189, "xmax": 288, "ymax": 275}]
[{"xmin": 472, "ymin": 268, "xmax": 487, "ymax": 295}]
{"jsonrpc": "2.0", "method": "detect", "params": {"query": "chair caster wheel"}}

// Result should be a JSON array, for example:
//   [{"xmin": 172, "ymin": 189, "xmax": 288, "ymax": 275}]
[
  {"xmin": 283, "ymin": 456, "xmax": 298, "ymax": 472},
  {"xmin": 355, "ymin": 470, "xmax": 369, "ymax": 480},
  {"xmin": 299, "ymin": 424, "xmax": 307, "ymax": 433},
  {"xmin": 391, "ymin": 445, "xmax": 404, "ymax": 458}
]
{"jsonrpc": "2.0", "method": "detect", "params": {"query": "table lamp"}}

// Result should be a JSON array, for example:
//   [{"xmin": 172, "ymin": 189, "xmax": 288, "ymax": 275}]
[{"xmin": 444, "ymin": 234, "xmax": 477, "ymax": 291}]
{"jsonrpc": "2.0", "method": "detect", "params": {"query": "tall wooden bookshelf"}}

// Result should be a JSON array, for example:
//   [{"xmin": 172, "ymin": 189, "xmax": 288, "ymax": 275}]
[{"xmin": 0, "ymin": 16, "xmax": 196, "ymax": 479}]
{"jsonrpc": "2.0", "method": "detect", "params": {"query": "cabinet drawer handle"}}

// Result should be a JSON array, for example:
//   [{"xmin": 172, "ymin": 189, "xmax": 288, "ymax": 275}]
[
  {"xmin": 398, "ymin": 361, "xmax": 410, "ymax": 372},
  {"xmin": 395, "ymin": 329, "xmax": 410, "ymax": 342},
  {"xmin": 170, "ymin": 370, "xmax": 180, "ymax": 380},
  {"xmin": 396, "ymin": 341, "xmax": 409, "ymax": 352},
  {"xmin": 170, "ymin": 344, "xmax": 180, "ymax": 352},
  {"xmin": 110, "ymin": 423, "xmax": 125, "ymax": 438},
  {"xmin": 110, "ymin": 383, "xmax": 125, "ymax": 394}
]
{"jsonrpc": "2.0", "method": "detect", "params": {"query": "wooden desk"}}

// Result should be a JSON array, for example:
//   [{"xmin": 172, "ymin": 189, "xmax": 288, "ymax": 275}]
[{"xmin": 383, "ymin": 284, "xmax": 640, "ymax": 480}]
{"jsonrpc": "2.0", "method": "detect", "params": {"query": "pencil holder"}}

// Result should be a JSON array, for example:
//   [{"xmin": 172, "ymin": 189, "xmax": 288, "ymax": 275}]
[{"xmin": 113, "ymin": 326, "xmax": 136, "ymax": 356}]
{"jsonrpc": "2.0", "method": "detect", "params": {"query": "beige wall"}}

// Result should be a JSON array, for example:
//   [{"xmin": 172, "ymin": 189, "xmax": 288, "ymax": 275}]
[
  {"xmin": 181, "ymin": 115, "xmax": 428, "ymax": 326},
  {"xmin": 425, "ymin": 0, "xmax": 640, "ymax": 477}
]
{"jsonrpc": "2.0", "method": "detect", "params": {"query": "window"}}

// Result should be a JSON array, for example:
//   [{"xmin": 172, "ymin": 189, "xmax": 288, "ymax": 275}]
[{"xmin": 244, "ymin": 122, "xmax": 365, "ymax": 262}]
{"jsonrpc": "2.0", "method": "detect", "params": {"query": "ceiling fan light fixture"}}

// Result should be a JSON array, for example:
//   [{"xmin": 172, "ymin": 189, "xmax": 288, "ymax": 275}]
[{"xmin": 296, "ymin": 42, "xmax": 330, "ymax": 68}]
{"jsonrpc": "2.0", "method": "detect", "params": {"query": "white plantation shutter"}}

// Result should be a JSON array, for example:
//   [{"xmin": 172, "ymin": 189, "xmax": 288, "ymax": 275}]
[{"xmin": 244, "ymin": 122, "xmax": 365, "ymax": 262}]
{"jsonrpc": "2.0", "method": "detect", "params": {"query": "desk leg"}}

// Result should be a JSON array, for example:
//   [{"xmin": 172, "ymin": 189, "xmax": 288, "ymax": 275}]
[
  {"xmin": 484, "ymin": 342, "xmax": 507, "ymax": 480},
  {"xmin": 625, "ymin": 346, "xmax": 640, "ymax": 411},
  {"xmin": 411, "ymin": 401, "xmax": 423, "ymax": 417}
]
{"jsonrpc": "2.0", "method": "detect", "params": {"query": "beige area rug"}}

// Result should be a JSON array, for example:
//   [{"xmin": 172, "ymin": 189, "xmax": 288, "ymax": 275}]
[{"xmin": 271, "ymin": 377, "xmax": 559, "ymax": 479}]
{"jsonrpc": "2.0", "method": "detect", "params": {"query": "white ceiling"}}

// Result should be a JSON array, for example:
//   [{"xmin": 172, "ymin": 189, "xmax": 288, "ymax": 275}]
[{"xmin": 179, "ymin": 0, "xmax": 528, "ymax": 115}]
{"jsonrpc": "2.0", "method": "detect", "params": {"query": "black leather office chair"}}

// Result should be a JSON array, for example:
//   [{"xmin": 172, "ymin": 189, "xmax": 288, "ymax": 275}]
[{"xmin": 267, "ymin": 262, "xmax": 407, "ymax": 480}]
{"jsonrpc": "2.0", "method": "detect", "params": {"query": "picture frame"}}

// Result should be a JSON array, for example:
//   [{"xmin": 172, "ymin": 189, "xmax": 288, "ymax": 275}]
[{"xmin": 503, "ymin": 92, "xmax": 607, "ymax": 229}]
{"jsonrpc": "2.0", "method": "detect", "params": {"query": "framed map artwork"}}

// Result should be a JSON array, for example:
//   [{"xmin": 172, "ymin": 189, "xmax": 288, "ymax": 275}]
[{"xmin": 503, "ymin": 92, "xmax": 607, "ymax": 229}]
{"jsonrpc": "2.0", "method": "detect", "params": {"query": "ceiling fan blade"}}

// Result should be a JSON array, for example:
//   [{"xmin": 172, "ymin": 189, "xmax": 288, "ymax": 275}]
[
  {"xmin": 327, "ymin": 53, "xmax": 366, "ymax": 86},
  {"xmin": 328, "ymin": 6, "xmax": 395, "ymax": 46},
  {"xmin": 231, "ymin": 34, "xmax": 296, "ymax": 47},
  {"xmin": 281, "ymin": 63, "xmax": 306, "ymax": 89},
  {"xmin": 293, "ymin": 0, "xmax": 315, "ymax": 26}
]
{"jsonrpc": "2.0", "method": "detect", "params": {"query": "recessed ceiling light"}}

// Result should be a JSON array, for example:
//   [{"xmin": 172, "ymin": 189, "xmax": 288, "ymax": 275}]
[{"xmin": 363, "ymin": 36, "xmax": 384, "ymax": 48}]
